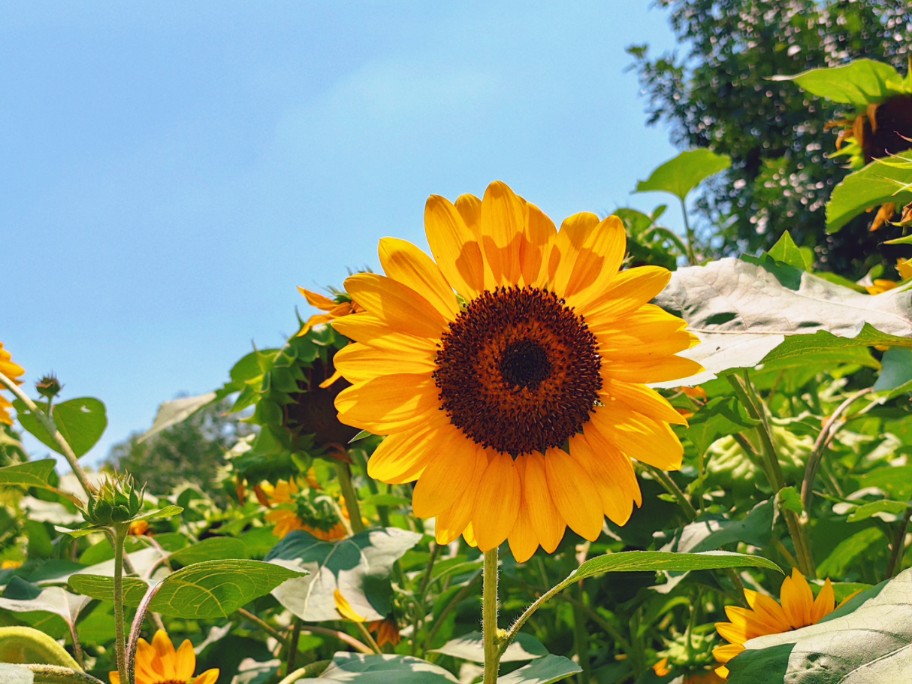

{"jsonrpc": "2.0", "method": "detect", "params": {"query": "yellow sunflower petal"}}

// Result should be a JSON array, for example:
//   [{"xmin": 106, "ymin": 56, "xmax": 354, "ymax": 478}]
[
  {"xmin": 345, "ymin": 273, "xmax": 446, "ymax": 339},
  {"xmin": 332, "ymin": 343, "xmax": 436, "ymax": 383},
  {"xmin": 713, "ymin": 643, "xmax": 744, "ymax": 663},
  {"xmin": 583, "ymin": 265, "xmax": 672, "ymax": 320},
  {"xmin": 151, "ymin": 630, "xmax": 176, "ymax": 678},
  {"xmin": 715, "ymin": 621, "xmax": 749, "ymax": 645},
  {"xmin": 192, "ymin": 670, "xmax": 221, "ymax": 684},
  {"xmin": 479, "ymin": 181, "xmax": 525, "ymax": 286},
  {"xmin": 519, "ymin": 201, "xmax": 556, "ymax": 286},
  {"xmin": 297, "ymin": 287, "xmax": 338, "ymax": 311},
  {"xmin": 601, "ymin": 380, "xmax": 688, "ymax": 426},
  {"xmin": 425, "ymin": 194, "xmax": 485, "ymax": 298},
  {"xmin": 378, "ymin": 236, "xmax": 460, "ymax": 319},
  {"xmin": 518, "ymin": 453, "xmax": 565, "ymax": 553},
  {"xmin": 544, "ymin": 450, "xmax": 605, "ymax": 540},
  {"xmin": 507, "ymin": 500, "xmax": 540, "ymax": 563},
  {"xmin": 471, "ymin": 452, "xmax": 521, "ymax": 551},
  {"xmin": 587, "ymin": 408, "xmax": 684, "ymax": 471},
  {"xmin": 572, "ymin": 431, "xmax": 640, "ymax": 525},
  {"xmin": 553, "ymin": 214, "xmax": 626, "ymax": 307},
  {"xmin": 603, "ymin": 354, "xmax": 704, "ymax": 385},
  {"xmin": 109, "ymin": 673, "xmax": 121, "ymax": 684},
  {"xmin": 811, "ymin": 579, "xmax": 836, "ymax": 623},
  {"xmin": 174, "ymin": 639, "xmax": 197, "ymax": 680},
  {"xmin": 434, "ymin": 466, "xmax": 485, "ymax": 545},
  {"xmin": 412, "ymin": 431, "xmax": 486, "ymax": 517},
  {"xmin": 780, "ymin": 569, "xmax": 815, "ymax": 629},
  {"xmin": 366, "ymin": 417, "xmax": 450, "ymax": 484},
  {"xmin": 331, "ymin": 314, "xmax": 436, "ymax": 352},
  {"xmin": 335, "ymin": 376, "xmax": 440, "ymax": 434}
]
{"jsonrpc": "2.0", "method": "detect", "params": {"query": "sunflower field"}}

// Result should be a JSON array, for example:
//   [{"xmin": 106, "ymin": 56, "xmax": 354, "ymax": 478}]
[{"xmin": 3, "ymin": 58, "xmax": 912, "ymax": 684}]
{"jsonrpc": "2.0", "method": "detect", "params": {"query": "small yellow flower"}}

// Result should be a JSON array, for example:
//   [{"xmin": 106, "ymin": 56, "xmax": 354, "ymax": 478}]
[
  {"xmin": 110, "ymin": 630, "xmax": 218, "ymax": 684},
  {"xmin": 129, "ymin": 519, "xmax": 151, "ymax": 537},
  {"xmin": 713, "ymin": 569, "xmax": 838, "ymax": 678},
  {"xmin": 0, "ymin": 343, "xmax": 25, "ymax": 426},
  {"xmin": 1, "ymin": 559, "xmax": 23, "ymax": 570}
]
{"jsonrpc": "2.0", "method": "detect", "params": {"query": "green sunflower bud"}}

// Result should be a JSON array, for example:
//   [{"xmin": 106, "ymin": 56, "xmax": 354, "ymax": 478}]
[
  {"xmin": 35, "ymin": 373, "xmax": 63, "ymax": 400},
  {"xmin": 81, "ymin": 473, "xmax": 145, "ymax": 527}
]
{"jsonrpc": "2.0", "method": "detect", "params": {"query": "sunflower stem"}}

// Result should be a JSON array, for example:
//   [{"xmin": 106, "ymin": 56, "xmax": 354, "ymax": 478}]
[
  {"xmin": 0, "ymin": 370, "xmax": 95, "ymax": 502},
  {"xmin": 679, "ymin": 197, "xmax": 698, "ymax": 265},
  {"xmin": 109, "ymin": 524, "xmax": 130, "ymax": 684},
  {"xmin": 647, "ymin": 465, "xmax": 697, "ymax": 520},
  {"xmin": 335, "ymin": 460, "xmax": 366, "ymax": 534},
  {"xmin": 482, "ymin": 548, "xmax": 502, "ymax": 684},
  {"xmin": 572, "ymin": 583, "xmax": 592, "ymax": 683},
  {"xmin": 284, "ymin": 617, "xmax": 303, "ymax": 676}
]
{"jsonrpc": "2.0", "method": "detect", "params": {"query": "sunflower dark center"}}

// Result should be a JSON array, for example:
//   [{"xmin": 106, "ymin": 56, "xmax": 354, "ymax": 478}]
[
  {"xmin": 862, "ymin": 94, "xmax": 912, "ymax": 162},
  {"xmin": 433, "ymin": 286, "xmax": 602, "ymax": 457},
  {"xmin": 500, "ymin": 340, "xmax": 551, "ymax": 389}
]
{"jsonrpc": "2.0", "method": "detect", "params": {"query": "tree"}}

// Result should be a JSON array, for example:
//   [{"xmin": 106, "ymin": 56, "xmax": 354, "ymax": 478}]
[
  {"xmin": 629, "ymin": 0, "xmax": 912, "ymax": 276},
  {"xmin": 107, "ymin": 398, "xmax": 249, "ymax": 499}
]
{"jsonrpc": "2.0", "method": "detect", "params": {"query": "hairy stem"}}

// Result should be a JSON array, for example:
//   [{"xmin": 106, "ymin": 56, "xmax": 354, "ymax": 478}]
[
  {"xmin": 110, "ymin": 525, "xmax": 130, "ymax": 684},
  {"xmin": 482, "ymin": 548, "xmax": 502, "ymax": 684},
  {"xmin": 335, "ymin": 460, "xmax": 366, "ymax": 534}
]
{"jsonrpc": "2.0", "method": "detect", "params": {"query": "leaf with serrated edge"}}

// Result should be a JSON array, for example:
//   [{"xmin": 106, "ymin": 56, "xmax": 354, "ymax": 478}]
[
  {"xmin": 0, "ymin": 460, "xmax": 57, "ymax": 489},
  {"xmin": 496, "ymin": 654, "xmax": 582, "ymax": 684}
]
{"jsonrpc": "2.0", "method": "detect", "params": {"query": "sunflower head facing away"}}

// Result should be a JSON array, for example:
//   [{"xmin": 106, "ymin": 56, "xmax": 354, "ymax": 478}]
[
  {"xmin": 110, "ymin": 629, "xmax": 218, "ymax": 684},
  {"xmin": 713, "ymin": 568, "xmax": 838, "ymax": 678},
  {"xmin": 258, "ymin": 478, "xmax": 348, "ymax": 541},
  {"xmin": 0, "ymin": 343, "xmax": 25, "ymax": 426},
  {"xmin": 332, "ymin": 181, "xmax": 700, "ymax": 561}
]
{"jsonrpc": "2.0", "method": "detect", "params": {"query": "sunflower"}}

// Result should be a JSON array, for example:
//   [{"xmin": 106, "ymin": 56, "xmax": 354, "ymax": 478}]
[
  {"xmin": 258, "ymin": 478, "xmax": 348, "ymax": 541},
  {"xmin": 0, "ymin": 343, "xmax": 25, "ymax": 426},
  {"xmin": 331, "ymin": 181, "xmax": 700, "ymax": 561},
  {"xmin": 109, "ymin": 630, "xmax": 218, "ymax": 684},
  {"xmin": 713, "ymin": 569, "xmax": 838, "ymax": 678},
  {"xmin": 297, "ymin": 287, "xmax": 364, "ymax": 337}
]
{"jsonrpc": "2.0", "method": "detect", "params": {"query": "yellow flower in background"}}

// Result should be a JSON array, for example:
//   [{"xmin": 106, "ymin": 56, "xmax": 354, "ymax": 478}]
[
  {"xmin": 109, "ymin": 630, "xmax": 218, "ymax": 684},
  {"xmin": 259, "ymin": 478, "xmax": 348, "ymax": 541},
  {"xmin": 332, "ymin": 181, "xmax": 700, "ymax": 561},
  {"xmin": 0, "ymin": 343, "xmax": 25, "ymax": 426},
  {"xmin": 713, "ymin": 569, "xmax": 838, "ymax": 678}
]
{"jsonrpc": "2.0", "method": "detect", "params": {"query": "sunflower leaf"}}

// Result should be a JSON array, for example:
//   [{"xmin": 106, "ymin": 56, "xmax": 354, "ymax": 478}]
[
  {"xmin": 728, "ymin": 568, "xmax": 912, "ymax": 683},
  {"xmin": 266, "ymin": 527, "xmax": 421, "ymax": 622},
  {"xmin": 771, "ymin": 58, "xmax": 903, "ymax": 106},
  {"xmin": 825, "ymin": 151, "xmax": 912, "ymax": 233},
  {"xmin": 635, "ymin": 149, "xmax": 731, "ymax": 202},
  {"xmin": 139, "ymin": 392, "xmax": 217, "ymax": 443},
  {"xmin": 653, "ymin": 257, "xmax": 912, "ymax": 386},
  {"xmin": 0, "ymin": 460, "xmax": 57, "ymax": 490},
  {"xmin": 13, "ymin": 398, "xmax": 107, "ymax": 459},
  {"xmin": 496, "ymin": 654, "xmax": 582, "ymax": 683},
  {"xmin": 301, "ymin": 653, "xmax": 458, "ymax": 682},
  {"xmin": 567, "ymin": 551, "xmax": 780, "ymax": 586}
]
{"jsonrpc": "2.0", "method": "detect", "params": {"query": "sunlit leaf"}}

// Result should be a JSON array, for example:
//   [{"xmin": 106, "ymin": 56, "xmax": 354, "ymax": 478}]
[
  {"xmin": 169, "ymin": 537, "xmax": 247, "ymax": 566},
  {"xmin": 267, "ymin": 527, "xmax": 421, "ymax": 622},
  {"xmin": 0, "ymin": 460, "xmax": 57, "ymax": 490},
  {"xmin": 300, "ymin": 653, "xmax": 458, "ymax": 682},
  {"xmin": 771, "ymin": 58, "xmax": 902, "ymax": 106},
  {"xmin": 140, "ymin": 392, "xmax": 217, "ymax": 442},
  {"xmin": 635, "ymin": 149, "xmax": 731, "ymax": 201},
  {"xmin": 432, "ymin": 632, "xmax": 548, "ymax": 663},
  {"xmin": 13, "ymin": 398, "xmax": 107, "ymax": 459},
  {"xmin": 569, "ymin": 551, "xmax": 780, "ymax": 584},
  {"xmin": 825, "ymin": 152, "xmax": 912, "ymax": 233},
  {"xmin": 497, "ymin": 654, "xmax": 581, "ymax": 684}
]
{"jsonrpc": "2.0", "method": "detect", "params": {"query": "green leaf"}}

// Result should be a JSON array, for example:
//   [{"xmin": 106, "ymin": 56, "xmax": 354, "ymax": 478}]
[
  {"xmin": 0, "ymin": 626, "xmax": 81, "ymax": 669},
  {"xmin": 568, "ymin": 551, "xmax": 780, "ymax": 584},
  {"xmin": 771, "ymin": 58, "xmax": 903, "ymax": 106},
  {"xmin": 168, "ymin": 537, "xmax": 247, "ymax": 566},
  {"xmin": 653, "ymin": 258, "xmax": 912, "ymax": 386},
  {"xmin": 0, "ymin": 579, "xmax": 89, "ymax": 632},
  {"xmin": 14, "ymin": 398, "xmax": 107, "ymax": 459},
  {"xmin": 635, "ymin": 149, "xmax": 731, "ymax": 201},
  {"xmin": 874, "ymin": 348, "xmax": 912, "ymax": 395},
  {"xmin": 845, "ymin": 500, "xmax": 910, "ymax": 523},
  {"xmin": 497, "ymin": 654, "xmax": 582, "ymax": 684},
  {"xmin": 300, "ymin": 653, "xmax": 458, "ymax": 682},
  {"xmin": 826, "ymin": 152, "xmax": 912, "ymax": 233},
  {"xmin": 729, "ymin": 569, "xmax": 912, "ymax": 683},
  {"xmin": 817, "ymin": 528, "xmax": 886, "ymax": 579},
  {"xmin": 0, "ymin": 460, "xmax": 57, "ymax": 490},
  {"xmin": 66, "ymin": 574, "xmax": 149, "ymax": 607},
  {"xmin": 267, "ymin": 527, "xmax": 421, "ymax": 622},
  {"xmin": 140, "ymin": 392, "xmax": 217, "ymax": 442},
  {"xmin": 658, "ymin": 500, "xmax": 774, "ymax": 553},
  {"xmin": 431, "ymin": 632, "xmax": 548, "ymax": 663},
  {"xmin": 150, "ymin": 559, "xmax": 304, "ymax": 619},
  {"xmin": 767, "ymin": 231, "xmax": 812, "ymax": 271}
]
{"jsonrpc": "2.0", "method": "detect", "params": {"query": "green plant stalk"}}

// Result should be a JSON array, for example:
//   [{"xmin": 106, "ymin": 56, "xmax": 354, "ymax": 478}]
[
  {"xmin": 109, "ymin": 524, "xmax": 130, "ymax": 684},
  {"xmin": 276, "ymin": 661, "xmax": 330, "ymax": 684},
  {"xmin": 679, "ymin": 197, "xmax": 697, "ymax": 264},
  {"xmin": 572, "ymin": 583, "xmax": 592, "ymax": 684},
  {"xmin": 411, "ymin": 542, "xmax": 441, "ymax": 656},
  {"xmin": 0, "ymin": 371, "xmax": 95, "ymax": 502},
  {"xmin": 887, "ymin": 505, "xmax": 912, "ymax": 578},
  {"xmin": 727, "ymin": 373, "xmax": 815, "ymax": 577},
  {"xmin": 482, "ymin": 548, "xmax": 502, "ymax": 684},
  {"xmin": 284, "ymin": 618, "xmax": 303, "ymax": 676},
  {"xmin": 353, "ymin": 620, "xmax": 383, "ymax": 654},
  {"xmin": 647, "ymin": 465, "xmax": 697, "ymax": 520},
  {"xmin": 335, "ymin": 461, "xmax": 366, "ymax": 534}
]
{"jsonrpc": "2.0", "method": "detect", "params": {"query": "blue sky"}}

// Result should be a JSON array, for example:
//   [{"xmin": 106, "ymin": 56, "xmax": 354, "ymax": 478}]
[{"xmin": 3, "ymin": 2, "xmax": 680, "ymax": 465}]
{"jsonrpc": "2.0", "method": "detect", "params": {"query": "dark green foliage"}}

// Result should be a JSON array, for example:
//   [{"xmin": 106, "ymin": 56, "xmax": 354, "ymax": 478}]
[{"xmin": 629, "ymin": 0, "xmax": 912, "ymax": 276}]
